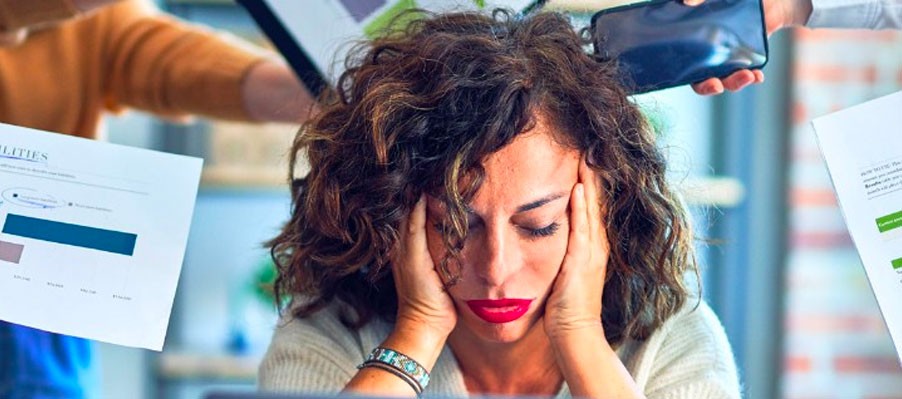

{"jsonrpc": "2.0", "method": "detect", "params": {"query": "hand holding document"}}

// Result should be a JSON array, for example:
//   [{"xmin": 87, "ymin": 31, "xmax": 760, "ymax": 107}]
[
  {"xmin": 813, "ymin": 90, "xmax": 902, "ymax": 362},
  {"xmin": 0, "ymin": 122, "xmax": 202, "ymax": 350}
]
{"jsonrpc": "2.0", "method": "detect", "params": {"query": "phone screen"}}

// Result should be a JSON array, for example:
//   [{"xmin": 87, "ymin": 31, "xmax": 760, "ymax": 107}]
[{"xmin": 591, "ymin": 0, "xmax": 767, "ymax": 94}]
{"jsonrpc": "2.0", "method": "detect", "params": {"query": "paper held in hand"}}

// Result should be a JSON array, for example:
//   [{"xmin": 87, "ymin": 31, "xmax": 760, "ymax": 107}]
[
  {"xmin": 0, "ymin": 123, "xmax": 202, "ymax": 350},
  {"xmin": 813, "ymin": 90, "xmax": 902, "ymax": 363}
]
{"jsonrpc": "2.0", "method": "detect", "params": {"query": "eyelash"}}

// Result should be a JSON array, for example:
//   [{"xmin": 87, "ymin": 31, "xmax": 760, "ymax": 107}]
[
  {"xmin": 432, "ymin": 221, "xmax": 560, "ymax": 239},
  {"xmin": 524, "ymin": 222, "xmax": 560, "ymax": 238}
]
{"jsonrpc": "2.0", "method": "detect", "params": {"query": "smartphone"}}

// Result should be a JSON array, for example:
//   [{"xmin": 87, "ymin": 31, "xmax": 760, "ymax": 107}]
[{"xmin": 590, "ymin": 0, "xmax": 768, "ymax": 94}]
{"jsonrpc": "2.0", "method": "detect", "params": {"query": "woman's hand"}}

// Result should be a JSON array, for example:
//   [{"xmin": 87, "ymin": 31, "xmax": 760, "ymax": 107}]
[
  {"xmin": 688, "ymin": 0, "xmax": 813, "ymax": 95},
  {"xmin": 346, "ymin": 196, "xmax": 455, "ymax": 395},
  {"xmin": 346, "ymin": 196, "xmax": 454, "ymax": 397},
  {"xmin": 543, "ymin": 159, "xmax": 645, "ymax": 399},
  {"xmin": 380, "ymin": 196, "xmax": 456, "ymax": 370},
  {"xmin": 544, "ymin": 158, "xmax": 610, "ymax": 343},
  {"xmin": 392, "ymin": 195, "xmax": 457, "ymax": 337}
]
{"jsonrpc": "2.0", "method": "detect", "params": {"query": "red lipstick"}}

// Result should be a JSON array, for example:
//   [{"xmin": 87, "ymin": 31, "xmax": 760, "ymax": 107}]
[{"xmin": 465, "ymin": 298, "xmax": 533, "ymax": 324}]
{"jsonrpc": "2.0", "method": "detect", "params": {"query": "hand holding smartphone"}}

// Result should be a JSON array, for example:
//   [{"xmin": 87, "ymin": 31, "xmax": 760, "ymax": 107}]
[{"xmin": 591, "ymin": 0, "xmax": 768, "ymax": 94}]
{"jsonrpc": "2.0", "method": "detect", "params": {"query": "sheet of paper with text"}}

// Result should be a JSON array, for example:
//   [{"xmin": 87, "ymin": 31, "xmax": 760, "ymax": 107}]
[
  {"xmin": 813, "ymin": 90, "xmax": 902, "ymax": 363},
  {"xmin": 0, "ymin": 123, "xmax": 202, "ymax": 350}
]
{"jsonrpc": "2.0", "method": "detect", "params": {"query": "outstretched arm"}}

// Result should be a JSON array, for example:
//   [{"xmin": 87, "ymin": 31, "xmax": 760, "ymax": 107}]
[{"xmin": 101, "ymin": 1, "xmax": 314, "ymax": 123}]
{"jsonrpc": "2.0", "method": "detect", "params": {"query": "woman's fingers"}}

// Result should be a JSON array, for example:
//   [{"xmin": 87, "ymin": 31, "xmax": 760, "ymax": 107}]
[
  {"xmin": 577, "ymin": 158, "xmax": 610, "ymax": 272},
  {"xmin": 691, "ymin": 77, "xmax": 724, "ymax": 95},
  {"xmin": 692, "ymin": 68, "xmax": 767, "ymax": 95},
  {"xmin": 395, "ymin": 195, "xmax": 440, "ymax": 293},
  {"xmin": 579, "ymin": 157, "xmax": 600, "ymax": 246},
  {"xmin": 407, "ymin": 195, "xmax": 428, "ymax": 257},
  {"xmin": 753, "ymin": 69, "xmax": 765, "ymax": 83},
  {"xmin": 395, "ymin": 196, "xmax": 427, "ymax": 261},
  {"xmin": 382, "ymin": 196, "xmax": 455, "ymax": 370},
  {"xmin": 565, "ymin": 183, "xmax": 589, "ymax": 269},
  {"xmin": 544, "ymin": 178, "xmax": 603, "ymax": 340},
  {"xmin": 393, "ymin": 195, "xmax": 457, "ymax": 336},
  {"xmin": 722, "ymin": 69, "xmax": 758, "ymax": 92}
]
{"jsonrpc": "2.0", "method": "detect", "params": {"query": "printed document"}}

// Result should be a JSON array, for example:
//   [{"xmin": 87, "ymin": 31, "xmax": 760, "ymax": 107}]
[
  {"xmin": 813, "ymin": 90, "xmax": 902, "ymax": 361},
  {"xmin": 0, "ymin": 123, "xmax": 202, "ymax": 350}
]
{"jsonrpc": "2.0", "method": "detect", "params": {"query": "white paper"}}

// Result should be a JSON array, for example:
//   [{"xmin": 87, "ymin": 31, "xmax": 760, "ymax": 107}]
[
  {"xmin": 0, "ymin": 123, "xmax": 202, "ymax": 351},
  {"xmin": 264, "ymin": 0, "xmax": 536, "ymax": 86},
  {"xmin": 813, "ymin": 90, "xmax": 902, "ymax": 362}
]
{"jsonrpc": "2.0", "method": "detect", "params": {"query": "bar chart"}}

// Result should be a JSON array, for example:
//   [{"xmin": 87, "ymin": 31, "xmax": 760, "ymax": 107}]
[{"xmin": 0, "ymin": 122, "xmax": 202, "ymax": 350}]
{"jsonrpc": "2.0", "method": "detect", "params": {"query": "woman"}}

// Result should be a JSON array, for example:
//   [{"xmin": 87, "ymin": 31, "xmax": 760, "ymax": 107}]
[{"xmin": 260, "ymin": 9, "xmax": 739, "ymax": 399}]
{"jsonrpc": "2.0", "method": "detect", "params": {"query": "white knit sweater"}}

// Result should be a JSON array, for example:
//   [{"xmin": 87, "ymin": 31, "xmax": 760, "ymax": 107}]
[
  {"xmin": 808, "ymin": 0, "xmax": 902, "ymax": 29},
  {"xmin": 258, "ymin": 299, "xmax": 740, "ymax": 398}
]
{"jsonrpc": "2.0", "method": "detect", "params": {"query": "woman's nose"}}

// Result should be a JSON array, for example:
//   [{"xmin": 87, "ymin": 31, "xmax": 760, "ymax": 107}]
[{"xmin": 471, "ymin": 226, "xmax": 520, "ymax": 287}]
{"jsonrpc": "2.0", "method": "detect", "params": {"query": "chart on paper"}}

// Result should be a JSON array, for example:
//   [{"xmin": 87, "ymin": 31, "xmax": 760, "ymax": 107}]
[{"xmin": 0, "ymin": 123, "xmax": 202, "ymax": 350}]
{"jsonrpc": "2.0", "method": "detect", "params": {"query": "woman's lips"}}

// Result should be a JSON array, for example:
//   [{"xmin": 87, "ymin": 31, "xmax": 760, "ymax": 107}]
[{"xmin": 465, "ymin": 298, "xmax": 533, "ymax": 324}]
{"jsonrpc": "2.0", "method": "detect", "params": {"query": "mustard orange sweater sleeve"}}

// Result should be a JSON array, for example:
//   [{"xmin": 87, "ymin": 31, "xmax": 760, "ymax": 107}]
[
  {"xmin": 0, "ymin": 0, "xmax": 266, "ymax": 138},
  {"xmin": 99, "ymin": 0, "xmax": 266, "ymax": 121}
]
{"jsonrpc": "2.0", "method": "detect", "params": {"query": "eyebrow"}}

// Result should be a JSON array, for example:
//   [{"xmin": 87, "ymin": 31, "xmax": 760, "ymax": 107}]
[
  {"xmin": 513, "ymin": 193, "xmax": 567, "ymax": 214},
  {"xmin": 438, "ymin": 193, "xmax": 567, "ymax": 217}
]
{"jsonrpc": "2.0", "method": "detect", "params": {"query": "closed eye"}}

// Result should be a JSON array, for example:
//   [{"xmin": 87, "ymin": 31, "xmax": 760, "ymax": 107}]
[{"xmin": 523, "ymin": 222, "xmax": 560, "ymax": 238}]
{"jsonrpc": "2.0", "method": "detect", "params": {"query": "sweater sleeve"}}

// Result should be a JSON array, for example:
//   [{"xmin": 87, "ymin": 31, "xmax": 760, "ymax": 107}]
[
  {"xmin": 807, "ymin": 0, "xmax": 902, "ymax": 29},
  {"xmin": 100, "ymin": 0, "xmax": 267, "ymax": 121},
  {"xmin": 258, "ymin": 306, "xmax": 366, "ymax": 393},
  {"xmin": 0, "ymin": 0, "xmax": 77, "ymax": 32},
  {"xmin": 642, "ymin": 302, "xmax": 742, "ymax": 399}
]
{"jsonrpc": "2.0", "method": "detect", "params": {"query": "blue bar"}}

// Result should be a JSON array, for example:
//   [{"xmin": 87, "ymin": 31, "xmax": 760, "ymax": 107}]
[{"xmin": 2, "ymin": 214, "xmax": 136, "ymax": 256}]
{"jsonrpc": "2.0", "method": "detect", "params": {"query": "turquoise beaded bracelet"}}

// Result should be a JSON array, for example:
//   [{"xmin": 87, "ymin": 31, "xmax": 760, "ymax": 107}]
[{"xmin": 358, "ymin": 347, "xmax": 431, "ymax": 394}]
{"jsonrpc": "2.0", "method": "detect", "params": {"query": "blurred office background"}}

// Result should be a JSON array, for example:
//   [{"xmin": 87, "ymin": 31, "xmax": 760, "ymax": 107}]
[{"xmin": 92, "ymin": 0, "xmax": 902, "ymax": 398}]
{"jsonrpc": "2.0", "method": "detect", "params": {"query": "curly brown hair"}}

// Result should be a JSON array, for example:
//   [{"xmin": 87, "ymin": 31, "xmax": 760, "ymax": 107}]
[{"xmin": 270, "ymin": 9, "xmax": 698, "ymax": 346}]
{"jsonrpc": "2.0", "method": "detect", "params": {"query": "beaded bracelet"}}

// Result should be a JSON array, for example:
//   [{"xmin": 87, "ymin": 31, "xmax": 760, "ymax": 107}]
[{"xmin": 358, "ymin": 347, "xmax": 431, "ymax": 395}]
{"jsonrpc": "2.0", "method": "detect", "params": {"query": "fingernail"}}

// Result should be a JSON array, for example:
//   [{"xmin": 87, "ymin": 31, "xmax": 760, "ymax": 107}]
[{"xmin": 576, "ymin": 184, "xmax": 584, "ymax": 195}]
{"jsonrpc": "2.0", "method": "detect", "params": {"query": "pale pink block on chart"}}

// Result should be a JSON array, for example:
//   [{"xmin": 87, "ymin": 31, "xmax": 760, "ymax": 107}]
[{"xmin": 0, "ymin": 240, "xmax": 24, "ymax": 264}]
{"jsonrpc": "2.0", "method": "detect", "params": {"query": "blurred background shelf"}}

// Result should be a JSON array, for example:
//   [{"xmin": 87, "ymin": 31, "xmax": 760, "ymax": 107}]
[
  {"xmin": 679, "ymin": 176, "xmax": 745, "ymax": 208},
  {"xmin": 198, "ymin": 121, "xmax": 301, "ymax": 188},
  {"xmin": 157, "ymin": 353, "xmax": 260, "ymax": 382}
]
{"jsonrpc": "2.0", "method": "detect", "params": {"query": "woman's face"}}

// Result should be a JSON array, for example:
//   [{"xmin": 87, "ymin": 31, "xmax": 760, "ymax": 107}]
[{"xmin": 425, "ymin": 118, "xmax": 582, "ymax": 344}]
